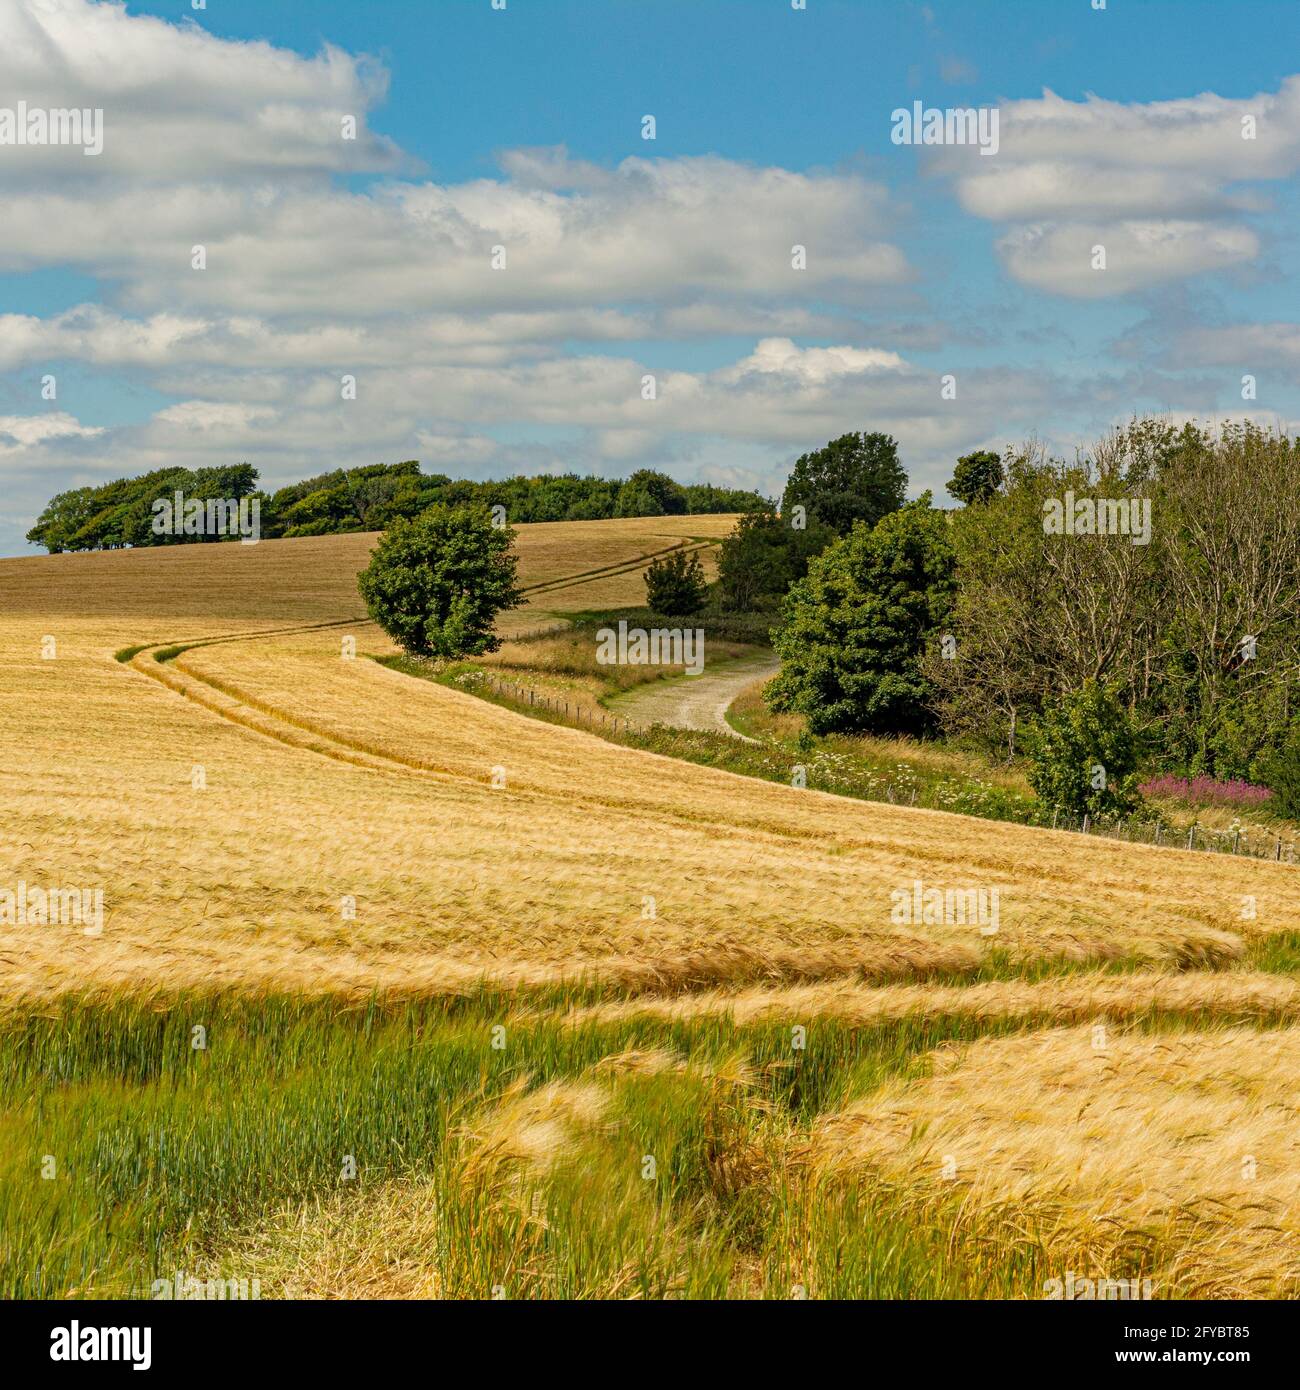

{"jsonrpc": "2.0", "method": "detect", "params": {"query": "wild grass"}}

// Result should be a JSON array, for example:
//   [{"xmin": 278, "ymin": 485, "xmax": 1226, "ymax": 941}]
[
  {"xmin": 732, "ymin": 685, "xmax": 1299, "ymax": 846},
  {"xmin": 7, "ymin": 991, "xmax": 1297, "ymax": 1299},
  {"xmin": 0, "ymin": 991, "xmax": 927, "ymax": 1297}
]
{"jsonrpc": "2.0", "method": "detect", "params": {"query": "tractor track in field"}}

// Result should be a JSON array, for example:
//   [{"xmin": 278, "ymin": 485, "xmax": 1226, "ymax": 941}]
[
  {"xmin": 519, "ymin": 537, "xmax": 717, "ymax": 599},
  {"xmin": 115, "ymin": 535, "xmax": 727, "ymax": 780},
  {"xmin": 118, "ymin": 623, "xmax": 885, "ymax": 854}
]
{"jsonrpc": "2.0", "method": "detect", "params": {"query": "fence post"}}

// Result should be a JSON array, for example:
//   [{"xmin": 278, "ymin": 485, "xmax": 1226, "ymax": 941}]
[
  {"xmin": 1232, "ymin": 828, "xmax": 1241, "ymax": 854},
  {"xmin": 1082, "ymin": 814, "xmax": 1089, "ymax": 834},
  {"xmin": 1276, "ymin": 838, "xmax": 1283, "ymax": 862},
  {"xmin": 1187, "ymin": 824, "xmax": 1196, "ymax": 851},
  {"xmin": 1154, "ymin": 823, "xmax": 1161, "ymax": 846},
  {"xmin": 1051, "ymin": 809, "xmax": 1058, "ymax": 830}
]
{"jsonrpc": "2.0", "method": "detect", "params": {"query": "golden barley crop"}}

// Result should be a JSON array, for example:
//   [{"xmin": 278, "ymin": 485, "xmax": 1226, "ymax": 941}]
[
  {"xmin": 811, "ymin": 1025, "xmax": 1300, "ymax": 1297},
  {"xmin": 4, "ymin": 519, "xmax": 1300, "ymax": 1299}
]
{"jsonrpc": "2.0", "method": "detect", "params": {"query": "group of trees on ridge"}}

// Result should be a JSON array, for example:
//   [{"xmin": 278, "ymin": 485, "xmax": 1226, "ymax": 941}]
[
  {"xmin": 25, "ymin": 461, "xmax": 767, "ymax": 553},
  {"xmin": 721, "ymin": 419, "xmax": 1300, "ymax": 813}
]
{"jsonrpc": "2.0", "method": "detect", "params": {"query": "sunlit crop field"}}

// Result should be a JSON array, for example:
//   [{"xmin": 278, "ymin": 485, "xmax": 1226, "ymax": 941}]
[{"xmin": 2, "ymin": 520, "xmax": 1299, "ymax": 1298}]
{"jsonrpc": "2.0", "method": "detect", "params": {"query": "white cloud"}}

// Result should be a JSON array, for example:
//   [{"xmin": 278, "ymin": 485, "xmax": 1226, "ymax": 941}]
[
  {"xmin": 932, "ymin": 79, "xmax": 1300, "ymax": 296},
  {"xmin": 0, "ymin": 0, "xmax": 403, "ymax": 183},
  {"xmin": 0, "ymin": 156, "xmax": 910, "ymax": 316},
  {"xmin": 1176, "ymin": 323, "xmax": 1300, "ymax": 378},
  {"xmin": 0, "ymin": 412, "xmax": 103, "ymax": 451},
  {"xmin": 714, "ymin": 337, "xmax": 907, "ymax": 386},
  {"xmin": 151, "ymin": 400, "xmax": 277, "ymax": 435},
  {"xmin": 0, "ymin": 4, "xmax": 903, "ymax": 321},
  {"xmin": 414, "ymin": 431, "xmax": 502, "ymax": 466},
  {"xmin": 0, "ymin": 304, "xmax": 653, "ymax": 371},
  {"xmin": 998, "ymin": 221, "xmax": 1259, "ymax": 298}
]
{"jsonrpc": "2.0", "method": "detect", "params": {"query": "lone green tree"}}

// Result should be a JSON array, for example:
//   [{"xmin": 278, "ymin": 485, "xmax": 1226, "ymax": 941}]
[
  {"xmin": 947, "ymin": 450, "xmax": 1004, "ymax": 506},
  {"xmin": 357, "ymin": 504, "xmax": 521, "ymax": 657},
  {"xmin": 766, "ymin": 496, "xmax": 955, "ymax": 735},
  {"xmin": 780, "ymin": 431, "xmax": 907, "ymax": 536},
  {"xmin": 644, "ymin": 547, "xmax": 708, "ymax": 615}
]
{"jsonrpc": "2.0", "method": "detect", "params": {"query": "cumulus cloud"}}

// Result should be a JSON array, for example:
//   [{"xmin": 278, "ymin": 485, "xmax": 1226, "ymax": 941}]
[
  {"xmin": 0, "ymin": 156, "xmax": 911, "ymax": 316},
  {"xmin": 714, "ymin": 338, "xmax": 907, "ymax": 386},
  {"xmin": 0, "ymin": 412, "xmax": 103, "ymax": 451},
  {"xmin": 998, "ymin": 221, "xmax": 1259, "ymax": 299},
  {"xmin": 931, "ymin": 79, "xmax": 1300, "ymax": 296},
  {"xmin": 9, "ymin": 339, "xmax": 1055, "ymax": 489},
  {"xmin": 0, "ymin": 0, "xmax": 403, "ymax": 183},
  {"xmin": 0, "ymin": 4, "xmax": 914, "ymax": 318}
]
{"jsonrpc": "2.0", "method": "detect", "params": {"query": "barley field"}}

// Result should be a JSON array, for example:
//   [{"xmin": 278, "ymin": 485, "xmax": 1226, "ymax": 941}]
[{"xmin": 2, "ymin": 520, "xmax": 1299, "ymax": 1299}]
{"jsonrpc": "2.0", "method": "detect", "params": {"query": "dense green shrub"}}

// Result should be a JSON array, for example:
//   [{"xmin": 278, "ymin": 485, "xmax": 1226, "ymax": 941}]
[
  {"xmin": 1023, "ymin": 681, "xmax": 1141, "ymax": 820},
  {"xmin": 644, "ymin": 548, "xmax": 709, "ymax": 615},
  {"xmin": 716, "ymin": 509, "xmax": 835, "ymax": 611},
  {"xmin": 1258, "ymin": 728, "xmax": 1300, "ymax": 819}
]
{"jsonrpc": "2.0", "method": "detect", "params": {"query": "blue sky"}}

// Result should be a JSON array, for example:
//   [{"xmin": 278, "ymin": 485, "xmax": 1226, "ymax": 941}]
[{"xmin": 2, "ymin": 0, "xmax": 1299, "ymax": 553}]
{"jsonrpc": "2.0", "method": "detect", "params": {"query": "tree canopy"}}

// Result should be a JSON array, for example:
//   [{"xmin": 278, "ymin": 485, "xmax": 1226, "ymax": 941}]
[
  {"xmin": 27, "ymin": 462, "xmax": 767, "ymax": 552},
  {"xmin": 947, "ymin": 450, "xmax": 1004, "ymax": 506},
  {"xmin": 930, "ymin": 419, "xmax": 1300, "ymax": 781},
  {"xmin": 780, "ymin": 431, "xmax": 907, "ymax": 536},
  {"xmin": 766, "ymin": 495, "xmax": 955, "ymax": 736},
  {"xmin": 356, "ymin": 504, "xmax": 522, "ymax": 658}
]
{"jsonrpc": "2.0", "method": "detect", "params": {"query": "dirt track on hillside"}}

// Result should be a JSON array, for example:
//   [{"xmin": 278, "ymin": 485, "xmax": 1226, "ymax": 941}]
[{"xmin": 605, "ymin": 650, "xmax": 779, "ymax": 741}]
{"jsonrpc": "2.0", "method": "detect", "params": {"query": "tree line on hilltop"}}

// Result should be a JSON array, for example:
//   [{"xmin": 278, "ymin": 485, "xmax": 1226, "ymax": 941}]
[{"xmin": 25, "ymin": 461, "xmax": 767, "ymax": 553}]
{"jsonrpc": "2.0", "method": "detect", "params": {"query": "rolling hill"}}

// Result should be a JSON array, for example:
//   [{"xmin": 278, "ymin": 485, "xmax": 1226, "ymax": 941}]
[{"xmin": 3, "ymin": 517, "xmax": 1299, "ymax": 1299}]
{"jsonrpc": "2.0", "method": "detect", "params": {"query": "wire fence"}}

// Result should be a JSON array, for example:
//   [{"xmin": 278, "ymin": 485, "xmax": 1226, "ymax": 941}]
[
  {"xmin": 477, "ymin": 673, "xmax": 651, "ymax": 739},
  {"xmin": 472, "ymin": 673, "xmax": 1297, "ymax": 865},
  {"xmin": 1033, "ymin": 804, "xmax": 1296, "ymax": 863}
]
